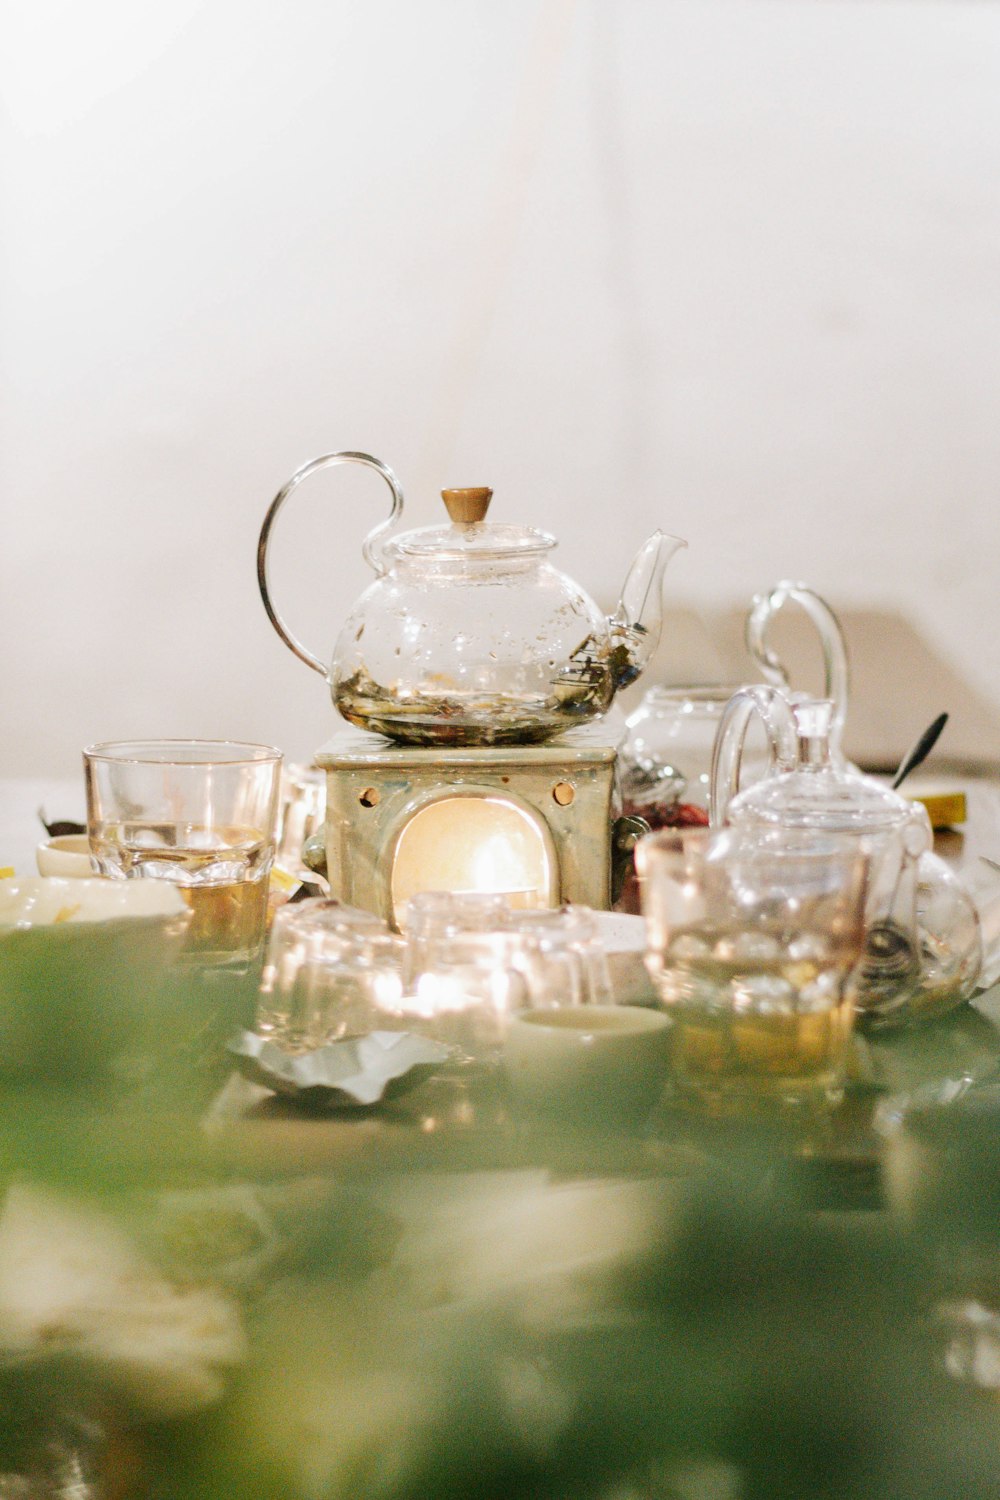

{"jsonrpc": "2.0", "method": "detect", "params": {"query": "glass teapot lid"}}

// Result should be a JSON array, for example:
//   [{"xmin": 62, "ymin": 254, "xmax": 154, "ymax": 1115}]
[
  {"xmin": 712, "ymin": 693, "xmax": 925, "ymax": 838},
  {"xmin": 386, "ymin": 488, "xmax": 556, "ymax": 563}
]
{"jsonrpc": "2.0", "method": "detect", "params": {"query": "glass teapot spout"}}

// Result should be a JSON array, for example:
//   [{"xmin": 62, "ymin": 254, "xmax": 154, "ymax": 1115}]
[{"xmin": 607, "ymin": 531, "xmax": 687, "ymax": 691}]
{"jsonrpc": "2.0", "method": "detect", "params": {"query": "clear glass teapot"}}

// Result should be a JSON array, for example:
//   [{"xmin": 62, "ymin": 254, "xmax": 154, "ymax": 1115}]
[
  {"xmin": 257, "ymin": 452, "xmax": 686, "ymax": 747},
  {"xmin": 709, "ymin": 689, "xmax": 982, "ymax": 1025}
]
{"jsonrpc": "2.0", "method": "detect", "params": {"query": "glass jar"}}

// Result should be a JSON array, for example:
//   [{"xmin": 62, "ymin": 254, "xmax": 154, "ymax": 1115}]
[{"xmin": 620, "ymin": 684, "xmax": 754, "ymax": 829}]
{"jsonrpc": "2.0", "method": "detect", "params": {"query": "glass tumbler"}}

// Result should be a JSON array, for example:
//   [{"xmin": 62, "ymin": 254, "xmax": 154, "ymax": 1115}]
[
  {"xmin": 637, "ymin": 827, "xmax": 874, "ymax": 1116},
  {"xmin": 85, "ymin": 740, "xmax": 282, "ymax": 969},
  {"xmin": 256, "ymin": 899, "xmax": 407, "ymax": 1050}
]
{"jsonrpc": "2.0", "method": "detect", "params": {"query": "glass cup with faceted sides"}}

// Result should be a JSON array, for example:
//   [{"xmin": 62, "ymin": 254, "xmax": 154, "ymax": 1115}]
[
  {"xmin": 637, "ymin": 827, "xmax": 875, "ymax": 1118},
  {"xmin": 256, "ymin": 900, "xmax": 408, "ymax": 1050},
  {"xmin": 85, "ymin": 740, "xmax": 283, "ymax": 969}
]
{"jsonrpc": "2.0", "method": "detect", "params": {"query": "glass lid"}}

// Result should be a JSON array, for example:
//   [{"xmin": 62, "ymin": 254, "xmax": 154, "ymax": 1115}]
[
  {"xmin": 387, "ymin": 488, "xmax": 556, "ymax": 562},
  {"xmin": 730, "ymin": 698, "xmax": 914, "ymax": 833},
  {"xmin": 732, "ymin": 767, "xmax": 913, "ymax": 832}
]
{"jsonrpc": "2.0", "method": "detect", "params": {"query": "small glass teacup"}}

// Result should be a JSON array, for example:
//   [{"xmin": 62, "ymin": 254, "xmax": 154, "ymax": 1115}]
[
  {"xmin": 255, "ymin": 899, "xmax": 406, "ymax": 1050},
  {"xmin": 399, "ymin": 894, "xmax": 615, "ymax": 1062}
]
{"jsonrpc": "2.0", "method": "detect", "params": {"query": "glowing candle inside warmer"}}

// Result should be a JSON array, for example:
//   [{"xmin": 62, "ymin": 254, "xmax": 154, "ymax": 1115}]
[
  {"xmin": 399, "ymin": 966, "xmax": 523, "ymax": 1018},
  {"xmin": 411, "ymin": 972, "xmax": 477, "ymax": 1017},
  {"xmin": 390, "ymin": 795, "xmax": 556, "ymax": 923}
]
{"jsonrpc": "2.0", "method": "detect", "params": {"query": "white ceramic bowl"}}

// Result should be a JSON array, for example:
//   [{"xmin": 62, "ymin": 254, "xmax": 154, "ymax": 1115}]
[
  {"xmin": 504, "ymin": 1004, "xmax": 670, "ymax": 1123},
  {"xmin": 35, "ymin": 833, "xmax": 97, "ymax": 879},
  {"xmin": 0, "ymin": 877, "xmax": 188, "ymax": 1082},
  {"xmin": 0, "ymin": 876, "xmax": 185, "ymax": 926}
]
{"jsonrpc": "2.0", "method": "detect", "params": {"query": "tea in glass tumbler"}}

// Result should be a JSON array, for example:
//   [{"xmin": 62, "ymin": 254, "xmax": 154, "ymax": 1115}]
[
  {"xmin": 85, "ymin": 740, "xmax": 283, "ymax": 968},
  {"xmin": 638, "ymin": 827, "xmax": 874, "ymax": 1117}
]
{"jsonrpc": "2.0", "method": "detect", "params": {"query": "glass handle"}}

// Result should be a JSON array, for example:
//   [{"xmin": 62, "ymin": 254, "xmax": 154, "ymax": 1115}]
[
  {"xmin": 257, "ymin": 451, "xmax": 405, "ymax": 676},
  {"xmin": 745, "ymin": 582, "xmax": 850, "ymax": 751},
  {"xmin": 709, "ymin": 685, "xmax": 797, "ymax": 827}
]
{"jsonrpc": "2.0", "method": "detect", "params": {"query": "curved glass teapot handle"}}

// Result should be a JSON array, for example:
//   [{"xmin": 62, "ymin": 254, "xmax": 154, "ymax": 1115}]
[
  {"xmin": 256, "ymin": 451, "xmax": 405, "ymax": 677},
  {"xmin": 745, "ymin": 582, "xmax": 850, "ymax": 752},
  {"xmin": 708, "ymin": 685, "xmax": 798, "ymax": 828}
]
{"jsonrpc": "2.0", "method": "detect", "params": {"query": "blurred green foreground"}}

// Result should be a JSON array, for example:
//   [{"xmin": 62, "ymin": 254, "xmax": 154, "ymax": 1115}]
[{"xmin": 4, "ymin": 925, "xmax": 1000, "ymax": 1500}]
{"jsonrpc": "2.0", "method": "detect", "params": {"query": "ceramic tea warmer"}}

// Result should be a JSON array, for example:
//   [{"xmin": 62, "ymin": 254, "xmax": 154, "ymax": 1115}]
[{"xmin": 305, "ymin": 716, "xmax": 645, "ymax": 929}]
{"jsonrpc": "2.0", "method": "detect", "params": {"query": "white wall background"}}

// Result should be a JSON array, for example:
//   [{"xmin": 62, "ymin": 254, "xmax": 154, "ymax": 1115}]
[{"xmin": 2, "ymin": 0, "xmax": 1000, "ymax": 778}]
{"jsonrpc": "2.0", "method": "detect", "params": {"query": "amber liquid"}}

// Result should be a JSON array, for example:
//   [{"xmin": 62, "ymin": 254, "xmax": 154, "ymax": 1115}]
[
  {"xmin": 650, "ymin": 926, "xmax": 856, "ymax": 1115},
  {"xmin": 90, "ymin": 823, "xmax": 271, "ymax": 965}
]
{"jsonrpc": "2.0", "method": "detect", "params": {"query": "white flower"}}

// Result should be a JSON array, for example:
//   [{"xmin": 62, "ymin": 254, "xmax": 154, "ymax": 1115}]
[{"xmin": 0, "ymin": 1184, "xmax": 245, "ymax": 1417}]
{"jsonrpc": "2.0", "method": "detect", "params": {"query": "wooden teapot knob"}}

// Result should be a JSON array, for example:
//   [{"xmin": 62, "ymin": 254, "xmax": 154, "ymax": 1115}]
[{"xmin": 441, "ymin": 488, "xmax": 492, "ymax": 524}]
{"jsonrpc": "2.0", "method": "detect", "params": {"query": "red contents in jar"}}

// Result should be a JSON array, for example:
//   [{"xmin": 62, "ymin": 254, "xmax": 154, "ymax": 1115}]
[
  {"xmin": 616, "ymin": 800, "xmax": 710, "ymax": 913},
  {"xmin": 636, "ymin": 801, "xmax": 710, "ymax": 831}
]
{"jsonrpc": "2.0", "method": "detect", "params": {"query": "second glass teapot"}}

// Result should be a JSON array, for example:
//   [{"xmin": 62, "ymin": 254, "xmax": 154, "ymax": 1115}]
[
  {"xmin": 258, "ymin": 452, "xmax": 686, "ymax": 747},
  {"xmin": 709, "ymin": 688, "xmax": 981, "ymax": 1025}
]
